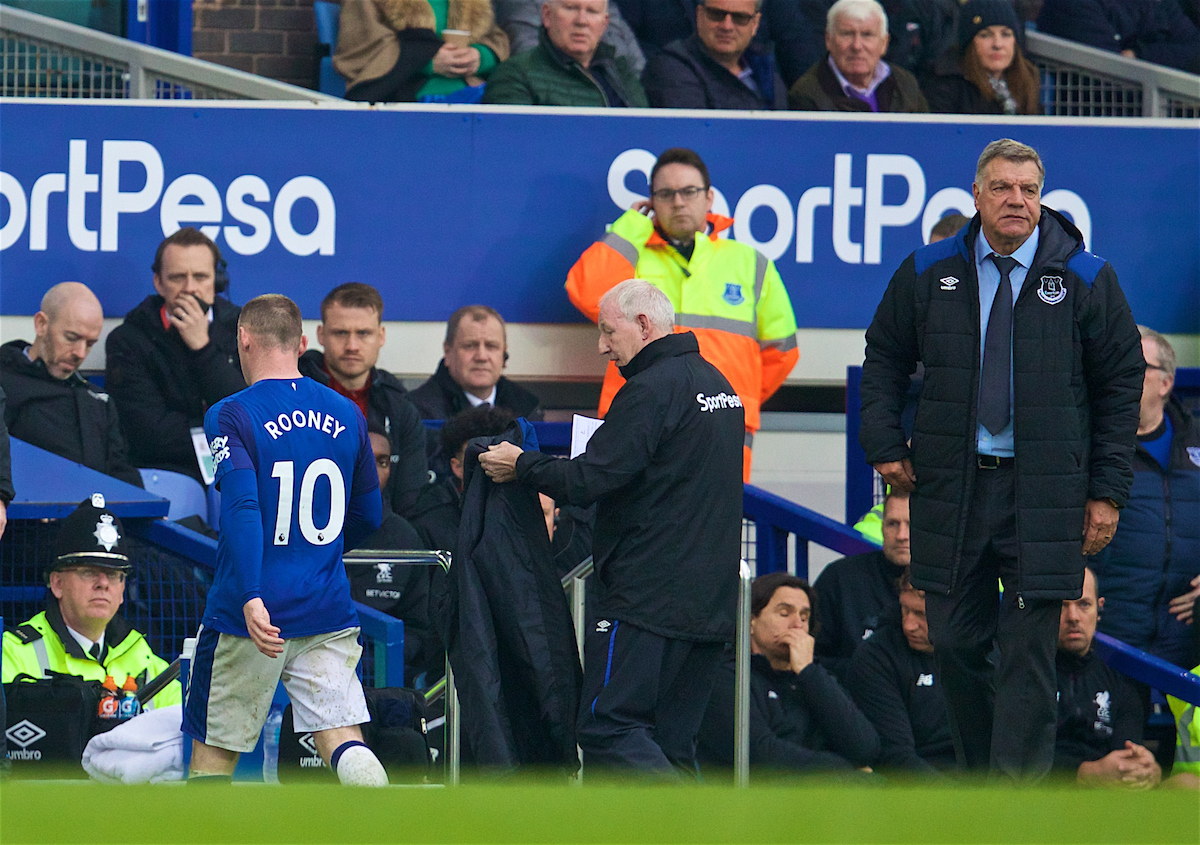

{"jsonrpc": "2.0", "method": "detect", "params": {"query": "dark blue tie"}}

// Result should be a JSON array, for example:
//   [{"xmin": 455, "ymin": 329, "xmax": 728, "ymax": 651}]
[{"xmin": 980, "ymin": 255, "xmax": 1019, "ymax": 436}]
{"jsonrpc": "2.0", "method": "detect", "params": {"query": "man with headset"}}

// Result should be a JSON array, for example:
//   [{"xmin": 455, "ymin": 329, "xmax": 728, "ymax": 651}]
[{"xmin": 106, "ymin": 228, "xmax": 246, "ymax": 484}]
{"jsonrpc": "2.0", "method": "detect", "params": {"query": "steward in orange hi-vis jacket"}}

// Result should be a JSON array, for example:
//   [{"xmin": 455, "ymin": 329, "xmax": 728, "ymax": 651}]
[{"xmin": 567, "ymin": 202, "xmax": 798, "ymax": 481}]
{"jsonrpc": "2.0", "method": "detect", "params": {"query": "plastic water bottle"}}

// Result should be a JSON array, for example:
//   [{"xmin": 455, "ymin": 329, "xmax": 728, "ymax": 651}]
[
  {"xmin": 118, "ymin": 676, "xmax": 142, "ymax": 719},
  {"xmin": 262, "ymin": 704, "xmax": 283, "ymax": 783},
  {"xmin": 97, "ymin": 675, "xmax": 120, "ymax": 722}
]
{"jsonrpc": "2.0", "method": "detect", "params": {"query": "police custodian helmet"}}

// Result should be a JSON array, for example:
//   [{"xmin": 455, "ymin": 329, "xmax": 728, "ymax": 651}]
[{"xmin": 45, "ymin": 493, "xmax": 133, "ymax": 581}]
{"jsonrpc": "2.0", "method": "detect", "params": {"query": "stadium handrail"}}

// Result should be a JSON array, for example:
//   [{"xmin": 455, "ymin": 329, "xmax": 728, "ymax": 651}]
[
  {"xmin": 743, "ymin": 484, "xmax": 878, "ymax": 580},
  {"xmin": 1095, "ymin": 633, "xmax": 1200, "ymax": 707},
  {"xmin": 0, "ymin": 3, "xmax": 339, "ymax": 101},
  {"xmin": 1025, "ymin": 29, "xmax": 1200, "ymax": 117}
]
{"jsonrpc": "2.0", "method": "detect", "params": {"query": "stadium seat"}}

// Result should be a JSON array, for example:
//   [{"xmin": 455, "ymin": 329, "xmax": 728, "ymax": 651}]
[
  {"xmin": 313, "ymin": 1, "xmax": 346, "ymax": 98},
  {"xmin": 138, "ymin": 468, "xmax": 208, "ymax": 522}
]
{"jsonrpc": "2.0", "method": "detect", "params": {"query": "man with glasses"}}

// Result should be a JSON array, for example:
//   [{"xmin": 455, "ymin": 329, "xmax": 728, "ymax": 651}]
[
  {"xmin": 483, "ymin": 0, "xmax": 647, "ymax": 106},
  {"xmin": 566, "ymin": 146, "xmax": 799, "ymax": 479},
  {"xmin": 788, "ymin": 0, "xmax": 929, "ymax": 112},
  {"xmin": 1090, "ymin": 327, "xmax": 1200, "ymax": 670},
  {"xmin": 643, "ymin": 1, "xmax": 787, "ymax": 109},
  {"xmin": 2, "ymin": 494, "xmax": 181, "ymax": 709}
]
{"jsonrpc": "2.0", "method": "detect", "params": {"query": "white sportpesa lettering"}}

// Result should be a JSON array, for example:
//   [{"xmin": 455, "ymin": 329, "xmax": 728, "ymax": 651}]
[
  {"xmin": 263, "ymin": 409, "xmax": 347, "ymax": 440},
  {"xmin": 696, "ymin": 392, "xmax": 744, "ymax": 413}
]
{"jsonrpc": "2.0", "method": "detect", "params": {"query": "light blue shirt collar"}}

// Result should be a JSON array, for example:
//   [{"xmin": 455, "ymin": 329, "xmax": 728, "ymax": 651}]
[{"xmin": 974, "ymin": 226, "xmax": 1039, "ymax": 274}]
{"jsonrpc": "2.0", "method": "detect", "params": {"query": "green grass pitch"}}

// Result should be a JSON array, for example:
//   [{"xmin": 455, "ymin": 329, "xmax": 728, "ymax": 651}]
[{"xmin": 2, "ymin": 780, "xmax": 1198, "ymax": 845}]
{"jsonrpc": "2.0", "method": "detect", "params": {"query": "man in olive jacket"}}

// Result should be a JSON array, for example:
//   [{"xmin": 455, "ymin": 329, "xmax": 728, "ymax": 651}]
[
  {"xmin": 483, "ymin": 0, "xmax": 647, "ymax": 106},
  {"xmin": 859, "ymin": 138, "xmax": 1142, "ymax": 780}
]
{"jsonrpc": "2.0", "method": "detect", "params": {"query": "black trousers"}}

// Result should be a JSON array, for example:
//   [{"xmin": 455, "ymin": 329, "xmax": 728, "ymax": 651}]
[
  {"xmin": 577, "ymin": 618, "xmax": 722, "ymax": 778},
  {"xmin": 924, "ymin": 463, "xmax": 1062, "ymax": 781}
]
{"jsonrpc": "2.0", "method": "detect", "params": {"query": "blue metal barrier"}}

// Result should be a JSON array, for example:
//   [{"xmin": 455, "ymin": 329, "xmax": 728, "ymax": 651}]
[
  {"xmin": 1095, "ymin": 632, "xmax": 1200, "ymax": 707},
  {"xmin": 742, "ymin": 484, "xmax": 878, "ymax": 581}
]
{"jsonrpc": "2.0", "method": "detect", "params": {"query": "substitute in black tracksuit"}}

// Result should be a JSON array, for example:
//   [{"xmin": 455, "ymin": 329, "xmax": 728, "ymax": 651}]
[
  {"xmin": 481, "ymin": 290, "xmax": 744, "ymax": 777},
  {"xmin": 847, "ymin": 624, "xmax": 955, "ymax": 773},
  {"xmin": 699, "ymin": 649, "xmax": 880, "ymax": 775},
  {"xmin": 1053, "ymin": 647, "xmax": 1145, "ymax": 776},
  {"xmin": 860, "ymin": 143, "xmax": 1143, "ymax": 779},
  {"xmin": 814, "ymin": 548, "xmax": 905, "ymax": 682}
]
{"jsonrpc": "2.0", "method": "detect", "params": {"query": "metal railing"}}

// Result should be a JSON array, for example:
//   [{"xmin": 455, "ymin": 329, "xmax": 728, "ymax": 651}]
[
  {"xmin": 1025, "ymin": 29, "xmax": 1200, "ymax": 118},
  {"xmin": 343, "ymin": 550, "xmax": 456, "ymax": 783},
  {"xmin": 743, "ymin": 484, "xmax": 879, "ymax": 579},
  {"xmin": 0, "ymin": 3, "xmax": 338, "ymax": 100}
]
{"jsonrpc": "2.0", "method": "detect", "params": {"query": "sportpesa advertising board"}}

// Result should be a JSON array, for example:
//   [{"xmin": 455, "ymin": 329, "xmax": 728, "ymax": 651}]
[{"xmin": 0, "ymin": 102, "xmax": 1196, "ymax": 333}]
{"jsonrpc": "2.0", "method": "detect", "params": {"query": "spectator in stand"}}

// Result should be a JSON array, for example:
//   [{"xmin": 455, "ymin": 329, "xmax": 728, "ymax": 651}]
[
  {"xmin": 346, "ymin": 423, "xmax": 434, "ymax": 688},
  {"xmin": 297, "ymin": 284, "xmax": 428, "ymax": 517},
  {"xmin": 929, "ymin": 212, "xmax": 970, "ymax": 243},
  {"xmin": 1091, "ymin": 327, "xmax": 1200, "ymax": 670},
  {"xmin": 0, "ymin": 283, "xmax": 141, "ymax": 488},
  {"xmin": 814, "ymin": 490, "xmax": 910, "ymax": 682},
  {"xmin": 1054, "ymin": 568, "xmax": 1162, "ymax": 789},
  {"xmin": 642, "ymin": 1, "xmax": 788, "ymax": 110},
  {"xmin": 409, "ymin": 306, "xmax": 543, "ymax": 423},
  {"xmin": 495, "ymin": 0, "xmax": 645, "ymax": 73},
  {"xmin": 483, "ymin": 0, "xmax": 647, "ymax": 106},
  {"xmin": 790, "ymin": 0, "xmax": 929, "ymax": 112},
  {"xmin": 1037, "ymin": 0, "xmax": 1200, "ymax": 74},
  {"xmin": 335, "ymin": 0, "xmax": 510, "ymax": 103},
  {"xmin": 1182, "ymin": 0, "xmax": 1200, "ymax": 28},
  {"xmin": 105, "ymin": 228, "xmax": 245, "ymax": 483},
  {"xmin": 566, "ymin": 147, "xmax": 799, "ymax": 481},
  {"xmin": 697, "ymin": 572, "xmax": 880, "ymax": 774},
  {"xmin": 881, "ymin": 0, "xmax": 961, "ymax": 80},
  {"xmin": 0, "ymin": 387, "xmax": 12, "ymax": 540},
  {"xmin": 616, "ymin": 0, "xmax": 825, "ymax": 87},
  {"xmin": 922, "ymin": 0, "xmax": 1040, "ymax": 115},
  {"xmin": 847, "ymin": 572, "xmax": 955, "ymax": 773}
]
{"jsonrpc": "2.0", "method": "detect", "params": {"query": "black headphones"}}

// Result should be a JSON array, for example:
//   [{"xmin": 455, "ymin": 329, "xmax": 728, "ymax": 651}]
[{"xmin": 214, "ymin": 252, "xmax": 230, "ymax": 294}]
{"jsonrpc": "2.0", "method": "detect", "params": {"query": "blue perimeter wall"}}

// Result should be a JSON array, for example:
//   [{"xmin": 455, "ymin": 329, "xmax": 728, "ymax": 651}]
[{"xmin": 0, "ymin": 103, "xmax": 1196, "ymax": 334}]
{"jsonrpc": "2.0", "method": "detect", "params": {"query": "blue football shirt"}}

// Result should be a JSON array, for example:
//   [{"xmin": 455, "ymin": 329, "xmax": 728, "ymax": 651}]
[{"xmin": 202, "ymin": 377, "xmax": 379, "ymax": 638}]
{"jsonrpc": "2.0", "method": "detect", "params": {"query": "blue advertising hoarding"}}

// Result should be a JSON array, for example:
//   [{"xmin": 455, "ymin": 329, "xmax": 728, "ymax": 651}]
[{"xmin": 0, "ymin": 102, "xmax": 1196, "ymax": 333}]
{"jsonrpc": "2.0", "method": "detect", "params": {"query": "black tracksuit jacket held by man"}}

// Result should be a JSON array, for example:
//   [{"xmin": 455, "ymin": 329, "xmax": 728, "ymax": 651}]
[
  {"xmin": 443, "ymin": 422, "xmax": 581, "ymax": 771},
  {"xmin": 517, "ymin": 331, "xmax": 745, "ymax": 642},
  {"xmin": 860, "ymin": 210, "xmax": 1143, "ymax": 601}
]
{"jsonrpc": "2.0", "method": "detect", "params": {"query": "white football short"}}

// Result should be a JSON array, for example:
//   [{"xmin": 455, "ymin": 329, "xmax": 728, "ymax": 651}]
[{"xmin": 183, "ymin": 625, "xmax": 370, "ymax": 752}]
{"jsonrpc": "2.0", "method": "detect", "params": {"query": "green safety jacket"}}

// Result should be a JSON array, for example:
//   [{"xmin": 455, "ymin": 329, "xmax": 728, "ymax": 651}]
[
  {"xmin": 1168, "ymin": 666, "xmax": 1200, "ymax": 776},
  {"xmin": 2, "ymin": 602, "xmax": 181, "ymax": 709}
]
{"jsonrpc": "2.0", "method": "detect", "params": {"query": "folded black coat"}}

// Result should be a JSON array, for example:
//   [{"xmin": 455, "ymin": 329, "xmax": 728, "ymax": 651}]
[{"xmin": 439, "ymin": 421, "xmax": 581, "ymax": 773}]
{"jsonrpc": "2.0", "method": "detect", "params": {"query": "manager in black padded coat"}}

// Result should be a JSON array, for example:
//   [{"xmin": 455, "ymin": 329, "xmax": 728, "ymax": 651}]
[{"xmin": 860, "ymin": 138, "xmax": 1143, "ymax": 780}]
